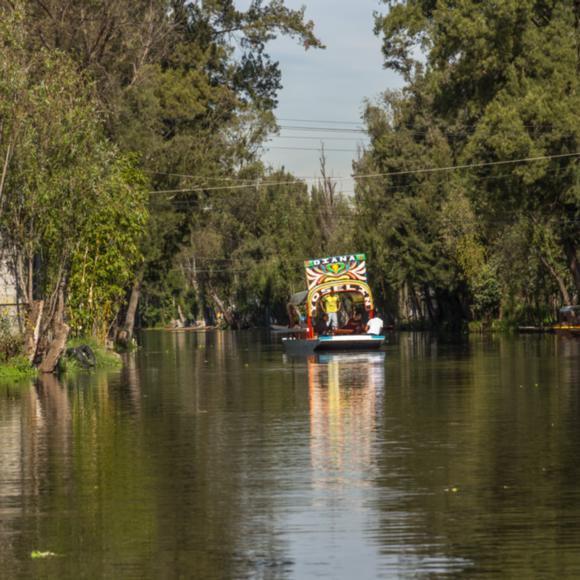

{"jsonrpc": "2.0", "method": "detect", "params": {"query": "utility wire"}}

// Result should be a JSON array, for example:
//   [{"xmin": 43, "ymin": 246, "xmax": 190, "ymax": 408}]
[
  {"xmin": 278, "ymin": 118, "xmax": 364, "ymax": 125},
  {"xmin": 145, "ymin": 151, "xmax": 580, "ymax": 194},
  {"xmin": 268, "ymin": 135, "xmax": 369, "ymax": 142},
  {"xmin": 143, "ymin": 155, "xmax": 571, "ymax": 185},
  {"xmin": 351, "ymin": 151, "xmax": 580, "ymax": 180},
  {"xmin": 267, "ymin": 146, "xmax": 361, "ymax": 152},
  {"xmin": 278, "ymin": 125, "xmax": 366, "ymax": 133}
]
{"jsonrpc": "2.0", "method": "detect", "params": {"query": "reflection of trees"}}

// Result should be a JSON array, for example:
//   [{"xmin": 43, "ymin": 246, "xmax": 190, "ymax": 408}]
[
  {"xmin": 0, "ymin": 380, "xmax": 38, "ymax": 574},
  {"xmin": 2, "ymin": 333, "xmax": 578, "ymax": 578},
  {"xmin": 372, "ymin": 333, "xmax": 580, "ymax": 576},
  {"xmin": 136, "ymin": 329, "xmax": 296, "ymax": 578},
  {"xmin": 0, "ymin": 369, "xmax": 157, "ymax": 578}
]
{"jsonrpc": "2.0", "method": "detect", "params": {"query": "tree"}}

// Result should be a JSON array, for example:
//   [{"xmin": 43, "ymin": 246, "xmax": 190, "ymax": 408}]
[
  {"xmin": 375, "ymin": 0, "xmax": 580, "ymax": 305},
  {"xmin": 19, "ymin": 0, "xmax": 324, "ymax": 336},
  {"xmin": 0, "ymin": 3, "xmax": 148, "ymax": 369},
  {"xmin": 354, "ymin": 91, "xmax": 468, "ymax": 326}
]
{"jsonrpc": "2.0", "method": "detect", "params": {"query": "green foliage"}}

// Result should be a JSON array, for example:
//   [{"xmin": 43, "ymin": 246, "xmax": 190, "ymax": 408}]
[
  {"xmin": 0, "ymin": 3, "xmax": 149, "ymax": 357},
  {"xmin": 0, "ymin": 315, "xmax": 24, "ymax": 363},
  {"xmin": 67, "ymin": 157, "xmax": 149, "ymax": 340},
  {"xmin": 63, "ymin": 337, "xmax": 122, "ymax": 372},
  {"xmin": 140, "ymin": 267, "xmax": 196, "ymax": 327},
  {"xmin": 0, "ymin": 356, "xmax": 36, "ymax": 380},
  {"xmin": 355, "ymin": 0, "xmax": 580, "ymax": 327},
  {"xmin": 179, "ymin": 168, "xmax": 324, "ymax": 326},
  {"xmin": 19, "ymin": 0, "xmax": 325, "ymax": 332}
]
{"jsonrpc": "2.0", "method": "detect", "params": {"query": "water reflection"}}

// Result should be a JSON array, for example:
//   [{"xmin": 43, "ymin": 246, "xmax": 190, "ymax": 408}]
[
  {"xmin": 1, "ymin": 333, "xmax": 580, "ymax": 579},
  {"xmin": 308, "ymin": 353, "xmax": 384, "ymax": 475}
]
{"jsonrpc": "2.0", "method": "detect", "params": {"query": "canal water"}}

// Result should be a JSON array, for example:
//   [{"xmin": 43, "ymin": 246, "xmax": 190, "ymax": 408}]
[{"xmin": 0, "ymin": 331, "xmax": 579, "ymax": 579}]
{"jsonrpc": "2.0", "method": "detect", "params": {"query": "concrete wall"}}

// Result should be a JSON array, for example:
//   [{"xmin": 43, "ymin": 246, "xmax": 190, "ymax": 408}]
[{"xmin": 0, "ymin": 258, "xmax": 22, "ymax": 331}]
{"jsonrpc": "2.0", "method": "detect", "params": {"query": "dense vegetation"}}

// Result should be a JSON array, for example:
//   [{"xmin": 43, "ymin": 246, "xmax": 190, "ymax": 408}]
[
  {"xmin": 355, "ymin": 0, "xmax": 580, "ymax": 328},
  {"xmin": 0, "ymin": 0, "xmax": 578, "ymax": 372}
]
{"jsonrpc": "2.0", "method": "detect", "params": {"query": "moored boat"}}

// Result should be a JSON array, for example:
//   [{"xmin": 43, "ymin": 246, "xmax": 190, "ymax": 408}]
[
  {"xmin": 553, "ymin": 305, "xmax": 580, "ymax": 336},
  {"xmin": 282, "ymin": 253, "xmax": 385, "ymax": 354}
]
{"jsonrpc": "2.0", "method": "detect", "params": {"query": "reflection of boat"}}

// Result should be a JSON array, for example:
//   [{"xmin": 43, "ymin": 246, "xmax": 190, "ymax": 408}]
[
  {"xmin": 307, "ymin": 351, "xmax": 385, "ymax": 474},
  {"xmin": 284, "ymin": 334, "xmax": 385, "ymax": 354},
  {"xmin": 316, "ymin": 352, "xmax": 386, "ymax": 365},
  {"xmin": 282, "ymin": 254, "xmax": 385, "ymax": 354}
]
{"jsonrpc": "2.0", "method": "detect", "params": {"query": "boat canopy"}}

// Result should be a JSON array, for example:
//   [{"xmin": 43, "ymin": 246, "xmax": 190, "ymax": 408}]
[
  {"xmin": 288, "ymin": 290, "xmax": 308, "ymax": 305},
  {"xmin": 558, "ymin": 305, "xmax": 580, "ymax": 324}
]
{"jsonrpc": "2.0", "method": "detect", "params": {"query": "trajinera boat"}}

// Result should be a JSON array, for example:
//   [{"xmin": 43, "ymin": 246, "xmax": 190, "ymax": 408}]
[{"xmin": 282, "ymin": 253, "xmax": 385, "ymax": 355}]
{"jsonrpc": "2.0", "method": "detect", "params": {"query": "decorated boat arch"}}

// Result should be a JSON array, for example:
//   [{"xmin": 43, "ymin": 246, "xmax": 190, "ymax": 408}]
[
  {"xmin": 303, "ymin": 253, "xmax": 376, "ymax": 339},
  {"xmin": 282, "ymin": 253, "xmax": 383, "ymax": 353},
  {"xmin": 304, "ymin": 254, "xmax": 375, "ymax": 331}
]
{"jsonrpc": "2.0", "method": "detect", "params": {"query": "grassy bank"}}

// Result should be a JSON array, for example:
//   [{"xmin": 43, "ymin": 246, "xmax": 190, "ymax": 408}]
[
  {"xmin": 0, "ymin": 356, "xmax": 37, "ymax": 381},
  {"xmin": 60, "ymin": 338, "xmax": 122, "ymax": 372}
]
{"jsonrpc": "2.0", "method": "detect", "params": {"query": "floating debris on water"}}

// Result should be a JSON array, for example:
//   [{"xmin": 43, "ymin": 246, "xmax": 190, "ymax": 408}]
[{"xmin": 31, "ymin": 550, "xmax": 58, "ymax": 559}]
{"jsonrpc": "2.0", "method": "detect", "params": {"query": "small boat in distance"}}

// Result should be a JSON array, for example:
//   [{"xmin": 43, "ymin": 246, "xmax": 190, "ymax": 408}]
[
  {"xmin": 270, "ymin": 291, "xmax": 309, "ymax": 334},
  {"xmin": 282, "ymin": 253, "xmax": 384, "ymax": 355},
  {"xmin": 553, "ymin": 305, "xmax": 580, "ymax": 336}
]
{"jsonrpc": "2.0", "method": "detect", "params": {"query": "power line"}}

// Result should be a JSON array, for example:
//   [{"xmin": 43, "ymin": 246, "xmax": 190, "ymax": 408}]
[
  {"xmin": 278, "ymin": 118, "xmax": 364, "ymax": 126},
  {"xmin": 143, "ymin": 154, "xmax": 570, "ymax": 186},
  {"xmin": 351, "ymin": 151, "xmax": 580, "ymax": 180},
  {"xmin": 267, "ymin": 146, "xmax": 361, "ymax": 153},
  {"xmin": 278, "ymin": 125, "xmax": 366, "ymax": 134},
  {"xmin": 145, "ymin": 151, "xmax": 580, "ymax": 194},
  {"xmin": 268, "ymin": 135, "xmax": 369, "ymax": 142}
]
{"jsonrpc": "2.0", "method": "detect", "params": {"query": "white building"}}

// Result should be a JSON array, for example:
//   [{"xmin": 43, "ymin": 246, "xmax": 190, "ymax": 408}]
[{"xmin": 0, "ymin": 257, "xmax": 21, "ymax": 331}]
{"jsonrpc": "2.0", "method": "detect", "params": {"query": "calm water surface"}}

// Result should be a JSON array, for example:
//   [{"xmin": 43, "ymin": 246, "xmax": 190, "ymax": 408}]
[{"xmin": 1, "ymin": 331, "xmax": 579, "ymax": 579}]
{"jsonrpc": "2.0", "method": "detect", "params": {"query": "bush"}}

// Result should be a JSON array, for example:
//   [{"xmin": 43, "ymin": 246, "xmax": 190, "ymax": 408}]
[{"xmin": 0, "ymin": 315, "xmax": 24, "ymax": 363}]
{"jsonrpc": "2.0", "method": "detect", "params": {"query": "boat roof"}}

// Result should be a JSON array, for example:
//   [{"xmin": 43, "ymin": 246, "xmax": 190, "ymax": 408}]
[
  {"xmin": 289, "ymin": 290, "xmax": 308, "ymax": 305},
  {"xmin": 302, "ymin": 253, "xmax": 374, "ymax": 315}
]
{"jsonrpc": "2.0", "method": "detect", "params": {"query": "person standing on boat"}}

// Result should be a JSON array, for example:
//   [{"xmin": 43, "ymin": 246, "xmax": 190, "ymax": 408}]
[
  {"xmin": 366, "ymin": 310, "xmax": 384, "ymax": 335},
  {"xmin": 322, "ymin": 290, "xmax": 340, "ymax": 330}
]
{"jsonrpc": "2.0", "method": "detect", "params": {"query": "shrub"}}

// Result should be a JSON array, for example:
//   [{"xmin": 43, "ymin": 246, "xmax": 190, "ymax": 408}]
[{"xmin": 0, "ymin": 315, "xmax": 24, "ymax": 363}]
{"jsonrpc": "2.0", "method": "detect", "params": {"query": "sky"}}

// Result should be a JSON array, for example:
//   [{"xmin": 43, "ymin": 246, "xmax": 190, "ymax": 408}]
[{"xmin": 243, "ymin": 0, "xmax": 403, "ymax": 192}]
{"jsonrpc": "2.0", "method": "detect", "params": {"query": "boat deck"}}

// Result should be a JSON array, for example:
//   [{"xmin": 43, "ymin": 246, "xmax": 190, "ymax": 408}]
[{"xmin": 283, "ymin": 334, "xmax": 385, "ymax": 355}]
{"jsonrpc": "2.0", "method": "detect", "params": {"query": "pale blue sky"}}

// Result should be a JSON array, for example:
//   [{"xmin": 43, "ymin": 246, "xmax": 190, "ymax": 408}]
[{"xmin": 247, "ymin": 1, "xmax": 402, "ymax": 190}]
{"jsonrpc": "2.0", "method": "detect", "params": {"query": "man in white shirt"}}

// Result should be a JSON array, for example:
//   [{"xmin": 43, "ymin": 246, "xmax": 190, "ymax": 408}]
[{"xmin": 365, "ymin": 311, "xmax": 384, "ymax": 335}]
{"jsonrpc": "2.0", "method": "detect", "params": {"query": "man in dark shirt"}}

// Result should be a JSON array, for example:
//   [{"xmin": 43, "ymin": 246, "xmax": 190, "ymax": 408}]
[{"xmin": 315, "ymin": 313, "xmax": 330, "ymax": 335}]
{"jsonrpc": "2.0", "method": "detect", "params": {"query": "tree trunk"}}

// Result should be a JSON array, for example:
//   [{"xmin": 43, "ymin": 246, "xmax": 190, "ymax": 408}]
[
  {"xmin": 409, "ymin": 285, "xmax": 423, "ymax": 325},
  {"xmin": 38, "ymin": 321, "xmax": 70, "ymax": 373},
  {"xmin": 423, "ymin": 285, "xmax": 436, "ymax": 326},
  {"xmin": 177, "ymin": 304, "xmax": 186, "ymax": 327},
  {"xmin": 210, "ymin": 290, "xmax": 236, "ymax": 328},
  {"xmin": 539, "ymin": 254, "xmax": 572, "ymax": 305},
  {"xmin": 38, "ymin": 288, "xmax": 70, "ymax": 373},
  {"xmin": 116, "ymin": 276, "xmax": 141, "ymax": 347},
  {"xmin": 24, "ymin": 299, "xmax": 44, "ymax": 362},
  {"xmin": 562, "ymin": 239, "xmax": 580, "ymax": 302}
]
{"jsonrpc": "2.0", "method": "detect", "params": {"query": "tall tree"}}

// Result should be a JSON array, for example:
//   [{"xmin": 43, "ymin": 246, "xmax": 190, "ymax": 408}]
[
  {"xmin": 20, "ymin": 0, "xmax": 324, "ymax": 337},
  {"xmin": 0, "ymin": 3, "xmax": 148, "ymax": 369},
  {"xmin": 375, "ymin": 0, "xmax": 580, "ymax": 302}
]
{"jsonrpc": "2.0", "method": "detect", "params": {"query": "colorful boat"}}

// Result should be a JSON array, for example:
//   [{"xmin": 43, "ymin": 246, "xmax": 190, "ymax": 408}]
[{"xmin": 282, "ymin": 253, "xmax": 384, "ymax": 354}]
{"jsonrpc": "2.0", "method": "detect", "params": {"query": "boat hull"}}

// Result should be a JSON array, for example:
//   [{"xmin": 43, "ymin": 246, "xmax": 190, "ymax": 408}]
[{"xmin": 283, "ymin": 334, "xmax": 384, "ymax": 355}]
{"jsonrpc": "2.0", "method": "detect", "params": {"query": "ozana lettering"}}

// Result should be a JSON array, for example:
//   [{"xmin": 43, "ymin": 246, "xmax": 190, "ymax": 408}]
[{"xmin": 311, "ymin": 254, "xmax": 358, "ymax": 267}]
